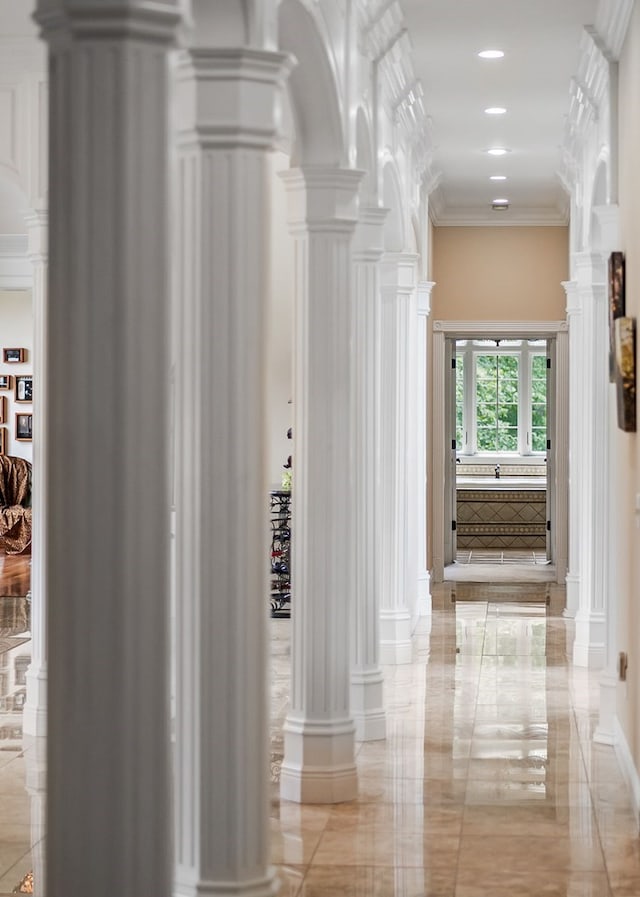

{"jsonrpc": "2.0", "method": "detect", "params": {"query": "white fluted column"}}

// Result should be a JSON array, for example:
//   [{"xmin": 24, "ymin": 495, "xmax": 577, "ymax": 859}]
[
  {"xmin": 378, "ymin": 253, "xmax": 419, "ymax": 664},
  {"xmin": 37, "ymin": 2, "xmax": 180, "ymax": 893},
  {"xmin": 571, "ymin": 253, "xmax": 608, "ymax": 669},
  {"xmin": 23, "ymin": 210, "xmax": 47, "ymax": 739},
  {"xmin": 416, "ymin": 281, "xmax": 434, "ymax": 618},
  {"xmin": 280, "ymin": 167, "xmax": 362, "ymax": 804},
  {"xmin": 564, "ymin": 280, "xmax": 580, "ymax": 619},
  {"xmin": 173, "ymin": 47, "xmax": 292, "ymax": 895},
  {"xmin": 350, "ymin": 207, "xmax": 387, "ymax": 743}
]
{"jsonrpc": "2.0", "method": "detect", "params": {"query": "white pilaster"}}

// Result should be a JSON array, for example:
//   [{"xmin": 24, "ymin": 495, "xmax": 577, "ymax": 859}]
[
  {"xmin": 563, "ymin": 280, "xmax": 581, "ymax": 619},
  {"xmin": 350, "ymin": 207, "xmax": 387, "ymax": 743},
  {"xmin": 22, "ymin": 210, "xmax": 47, "ymax": 739},
  {"xmin": 37, "ymin": 3, "xmax": 180, "ymax": 894},
  {"xmin": 280, "ymin": 167, "xmax": 362, "ymax": 804},
  {"xmin": 378, "ymin": 253, "xmax": 419, "ymax": 664},
  {"xmin": 571, "ymin": 254, "xmax": 608, "ymax": 668},
  {"xmin": 173, "ymin": 46, "xmax": 292, "ymax": 896},
  {"xmin": 416, "ymin": 281, "xmax": 434, "ymax": 618}
]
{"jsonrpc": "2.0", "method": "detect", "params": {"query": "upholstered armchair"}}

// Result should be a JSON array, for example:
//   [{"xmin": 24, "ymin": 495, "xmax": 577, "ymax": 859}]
[{"xmin": 0, "ymin": 455, "xmax": 32, "ymax": 554}]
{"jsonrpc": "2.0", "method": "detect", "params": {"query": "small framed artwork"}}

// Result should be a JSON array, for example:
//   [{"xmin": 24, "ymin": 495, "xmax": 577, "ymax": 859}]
[
  {"xmin": 14, "ymin": 375, "xmax": 32, "ymax": 403},
  {"xmin": 615, "ymin": 317, "xmax": 636, "ymax": 432},
  {"xmin": 0, "ymin": 374, "xmax": 12, "ymax": 390},
  {"xmin": 0, "ymin": 396, "xmax": 5, "ymax": 424},
  {"xmin": 3, "ymin": 348, "xmax": 26, "ymax": 363},
  {"xmin": 0, "ymin": 428, "xmax": 5, "ymax": 455},
  {"xmin": 15, "ymin": 412, "xmax": 32, "ymax": 441},
  {"xmin": 609, "ymin": 252, "xmax": 625, "ymax": 382}
]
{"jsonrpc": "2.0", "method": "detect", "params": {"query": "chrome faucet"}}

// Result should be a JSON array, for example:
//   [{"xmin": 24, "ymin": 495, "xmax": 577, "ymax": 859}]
[{"xmin": 495, "ymin": 464, "xmax": 500, "ymax": 479}]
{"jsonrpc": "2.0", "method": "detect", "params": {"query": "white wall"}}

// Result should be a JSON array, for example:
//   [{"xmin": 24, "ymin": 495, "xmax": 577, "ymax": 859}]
[
  {"xmin": 0, "ymin": 289, "xmax": 33, "ymax": 461},
  {"xmin": 266, "ymin": 150, "xmax": 294, "ymax": 490}
]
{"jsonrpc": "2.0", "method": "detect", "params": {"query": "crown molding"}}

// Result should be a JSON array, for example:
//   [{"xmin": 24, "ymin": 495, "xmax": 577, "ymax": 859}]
[
  {"xmin": 429, "ymin": 204, "xmax": 569, "ymax": 228},
  {"xmin": 595, "ymin": 0, "xmax": 635, "ymax": 59}
]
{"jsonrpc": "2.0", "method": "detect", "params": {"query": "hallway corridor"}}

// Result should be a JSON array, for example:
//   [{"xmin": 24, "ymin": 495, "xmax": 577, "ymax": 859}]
[{"xmin": 271, "ymin": 585, "xmax": 640, "ymax": 896}]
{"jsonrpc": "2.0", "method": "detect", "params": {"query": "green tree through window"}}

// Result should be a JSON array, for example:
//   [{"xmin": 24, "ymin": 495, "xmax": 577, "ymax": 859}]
[{"xmin": 476, "ymin": 354, "xmax": 519, "ymax": 451}]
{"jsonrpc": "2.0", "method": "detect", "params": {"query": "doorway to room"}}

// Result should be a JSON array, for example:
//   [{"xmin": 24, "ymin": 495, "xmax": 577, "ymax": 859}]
[{"xmin": 431, "ymin": 321, "xmax": 569, "ymax": 584}]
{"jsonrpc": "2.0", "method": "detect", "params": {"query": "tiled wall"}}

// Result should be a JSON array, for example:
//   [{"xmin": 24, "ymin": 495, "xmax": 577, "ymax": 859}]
[{"xmin": 457, "ymin": 488, "xmax": 546, "ymax": 549}]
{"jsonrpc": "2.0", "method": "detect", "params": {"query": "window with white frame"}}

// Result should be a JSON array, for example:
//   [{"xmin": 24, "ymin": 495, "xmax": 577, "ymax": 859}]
[{"xmin": 456, "ymin": 339, "xmax": 547, "ymax": 457}]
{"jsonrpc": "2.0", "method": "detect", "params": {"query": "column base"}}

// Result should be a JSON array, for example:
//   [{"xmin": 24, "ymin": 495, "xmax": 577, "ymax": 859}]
[
  {"xmin": 379, "ymin": 609, "xmax": 412, "ymax": 664},
  {"xmin": 417, "ymin": 571, "xmax": 432, "ymax": 617},
  {"xmin": 22, "ymin": 666, "xmax": 47, "ymax": 738},
  {"xmin": 175, "ymin": 869, "xmax": 279, "ymax": 897},
  {"xmin": 573, "ymin": 610, "xmax": 606, "ymax": 669},
  {"xmin": 280, "ymin": 717, "xmax": 358, "ymax": 804},
  {"xmin": 351, "ymin": 668, "xmax": 386, "ymax": 742},
  {"xmin": 594, "ymin": 670, "xmax": 618, "ymax": 745},
  {"xmin": 564, "ymin": 572, "xmax": 579, "ymax": 618}
]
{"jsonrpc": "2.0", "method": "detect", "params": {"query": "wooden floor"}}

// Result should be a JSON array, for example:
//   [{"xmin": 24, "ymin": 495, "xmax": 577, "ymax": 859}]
[
  {"xmin": 0, "ymin": 553, "xmax": 31, "ymax": 598},
  {"xmin": 0, "ymin": 553, "xmax": 31, "ymax": 638}
]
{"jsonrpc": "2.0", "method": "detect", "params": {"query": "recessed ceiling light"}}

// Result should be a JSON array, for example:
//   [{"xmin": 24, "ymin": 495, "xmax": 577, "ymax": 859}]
[
  {"xmin": 478, "ymin": 49, "xmax": 504, "ymax": 59},
  {"xmin": 490, "ymin": 175, "xmax": 507, "ymax": 181},
  {"xmin": 485, "ymin": 107, "xmax": 507, "ymax": 115},
  {"xmin": 487, "ymin": 147, "xmax": 509, "ymax": 156},
  {"xmin": 492, "ymin": 198, "xmax": 509, "ymax": 204}
]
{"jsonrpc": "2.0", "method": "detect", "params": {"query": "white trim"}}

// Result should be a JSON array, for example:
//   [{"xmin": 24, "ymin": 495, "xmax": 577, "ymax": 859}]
[
  {"xmin": 614, "ymin": 717, "xmax": 640, "ymax": 832},
  {"xmin": 432, "ymin": 320, "xmax": 568, "ymax": 583}
]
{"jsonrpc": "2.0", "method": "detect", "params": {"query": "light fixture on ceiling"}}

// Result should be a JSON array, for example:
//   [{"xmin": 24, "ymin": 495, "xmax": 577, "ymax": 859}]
[
  {"xmin": 485, "ymin": 107, "xmax": 507, "ymax": 115},
  {"xmin": 487, "ymin": 147, "xmax": 509, "ymax": 156},
  {"xmin": 490, "ymin": 175, "xmax": 507, "ymax": 180},
  {"xmin": 492, "ymin": 197, "xmax": 509, "ymax": 211},
  {"xmin": 478, "ymin": 49, "xmax": 504, "ymax": 59}
]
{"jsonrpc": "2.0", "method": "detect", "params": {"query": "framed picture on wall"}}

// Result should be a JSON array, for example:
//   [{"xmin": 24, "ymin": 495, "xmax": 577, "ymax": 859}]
[
  {"xmin": 14, "ymin": 376, "xmax": 32, "ymax": 403},
  {"xmin": 0, "ymin": 375, "xmax": 12, "ymax": 390},
  {"xmin": 3, "ymin": 348, "xmax": 26, "ymax": 363},
  {"xmin": 0, "ymin": 428, "xmax": 5, "ymax": 455},
  {"xmin": 0, "ymin": 396, "xmax": 5, "ymax": 424},
  {"xmin": 15, "ymin": 413, "xmax": 32, "ymax": 441}
]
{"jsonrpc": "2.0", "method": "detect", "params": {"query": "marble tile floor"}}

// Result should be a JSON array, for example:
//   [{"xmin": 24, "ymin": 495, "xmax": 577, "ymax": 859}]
[
  {"xmin": 2, "ymin": 572, "xmax": 640, "ymax": 896},
  {"xmin": 271, "ymin": 584, "xmax": 640, "ymax": 897}
]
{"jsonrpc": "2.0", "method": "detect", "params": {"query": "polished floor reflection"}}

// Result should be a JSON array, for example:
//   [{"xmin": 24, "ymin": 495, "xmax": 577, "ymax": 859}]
[
  {"xmin": 271, "ymin": 584, "xmax": 640, "ymax": 897},
  {"xmin": 1, "ymin": 573, "xmax": 640, "ymax": 895}
]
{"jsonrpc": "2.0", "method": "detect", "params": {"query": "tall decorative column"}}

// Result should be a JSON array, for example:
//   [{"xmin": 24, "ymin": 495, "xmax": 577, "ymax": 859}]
[
  {"xmin": 22, "ymin": 209, "xmax": 47, "ymax": 738},
  {"xmin": 378, "ymin": 252, "xmax": 419, "ymax": 664},
  {"xmin": 416, "ymin": 280, "xmax": 434, "ymax": 618},
  {"xmin": 23, "ymin": 738, "xmax": 46, "ymax": 897},
  {"xmin": 571, "ymin": 253, "xmax": 608, "ymax": 668},
  {"xmin": 350, "ymin": 207, "xmax": 387, "ymax": 742},
  {"xmin": 280, "ymin": 167, "xmax": 362, "ymax": 803},
  {"xmin": 173, "ymin": 47, "xmax": 293, "ymax": 895},
  {"xmin": 36, "ymin": 2, "xmax": 180, "ymax": 894},
  {"xmin": 563, "ymin": 279, "xmax": 580, "ymax": 620}
]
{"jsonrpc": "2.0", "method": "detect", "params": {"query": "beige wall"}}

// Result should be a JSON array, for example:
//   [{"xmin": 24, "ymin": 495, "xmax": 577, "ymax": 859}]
[
  {"xmin": 432, "ymin": 226, "xmax": 569, "ymax": 320},
  {"xmin": 0, "ymin": 290, "xmax": 32, "ymax": 462},
  {"xmin": 615, "ymin": 1, "xmax": 640, "ymax": 774}
]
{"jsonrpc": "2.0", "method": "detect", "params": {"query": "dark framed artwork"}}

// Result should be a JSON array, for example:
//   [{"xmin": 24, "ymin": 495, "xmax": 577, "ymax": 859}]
[
  {"xmin": 14, "ymin": 375, "xmax": 32, "ymax": 404},
  {"xmin": 0, "ymin": 396, "xmax": 5, "ymax": 424},
  {"xmin": 609, "ymin": 252, "xmax": 625, "ymax": 382},
  {"xmin": 2, "ymin": 348, "xmax": 26, "ymax": 364},
  {"xmin": 615, "ymin": 316, "xmax": 636, "ymax": 432},
  {"xmin": 0, "ymin": 428, "xmax": 5, "ymax": 455},
  {"xmin": 0, "ymin": 374, "xmax": 12, "ymax": 390},
  {"xmin": 15, "ymin": 413, "xmax": 32, "ymax": 441}
]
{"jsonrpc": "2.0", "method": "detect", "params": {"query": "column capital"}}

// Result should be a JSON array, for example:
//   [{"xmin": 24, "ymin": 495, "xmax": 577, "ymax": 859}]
[
  {"xmin": 562, "ymin": 279, "xmax": 581, "ymax": 316},
  {"xmin": 380, "ymin": 251, "xmax": 419, "ymax": 293},
  {"xmin": 280, "ymin": 167, "xmax": 363, "ymax": 234},
  {"xmin": 35, "ymin": 0, "xmax": 182, "ymax": 44},
  {"xmin": 175, "ymin": 47, "xmax": 295, "ymax": 150},
  {"xmin": 572, "ymin": 250, "xmax": 607, "ymax": 288},
  {"xmin": 417, "ymin": 280, "xmax": 435, "ymax": 316},
  {"xmin": 352, "ymin": 206, "xmax": 388, "ymax": 260},
  {"xmin": 24, "ymin": 210, "xmax": 48, "ymax": 262}
]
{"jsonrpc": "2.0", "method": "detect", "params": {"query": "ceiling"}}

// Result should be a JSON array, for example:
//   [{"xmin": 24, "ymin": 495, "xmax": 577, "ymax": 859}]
[{"xmin": 400, "ymin": 0, "xmax": 599, "ymax": 226}]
